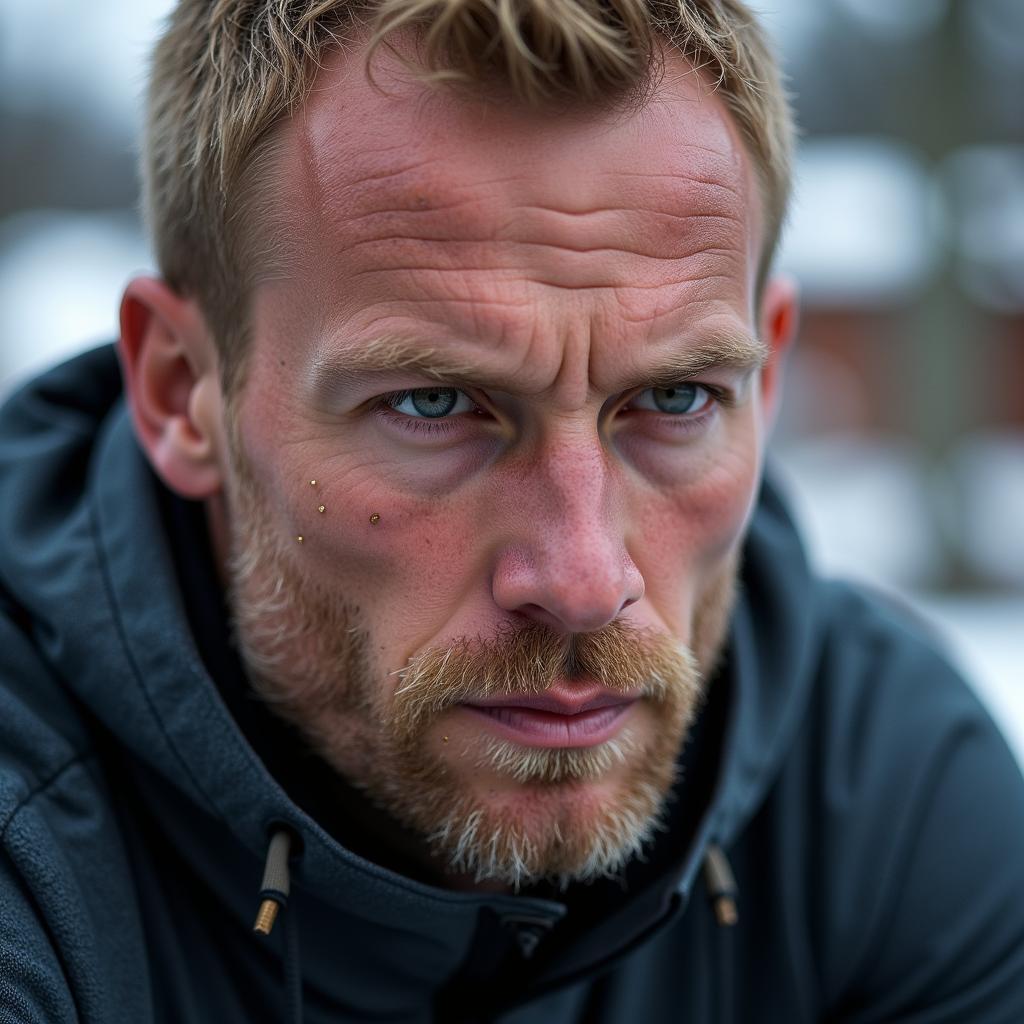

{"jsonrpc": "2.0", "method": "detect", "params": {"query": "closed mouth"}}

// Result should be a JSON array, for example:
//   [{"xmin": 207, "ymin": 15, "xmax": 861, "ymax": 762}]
[{"xmin": 459, "ymin": 689, "xmax": 639, "ymax": 748}]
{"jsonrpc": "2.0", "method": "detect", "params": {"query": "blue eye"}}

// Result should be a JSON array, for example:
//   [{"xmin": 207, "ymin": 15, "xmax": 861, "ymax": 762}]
[
  {"xmin": 631, "ymin": 384, "xmax": 712, "ymax": 415},
  {"xmin": 386, "ymin": 388, "xmax": 475, "ymax": 419}
]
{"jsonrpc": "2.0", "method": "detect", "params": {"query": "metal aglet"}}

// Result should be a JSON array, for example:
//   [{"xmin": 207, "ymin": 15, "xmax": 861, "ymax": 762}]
[
  {"xmin": 253, "ymin": 830, "xmax": 293, "ymax": 936},
  {"xmin": 704, "ymin": 843, "xmax": 739, "ymax": 928},
  {"xmin": 713, "ymin": 895, "xmax": 738, "ymax": 927},
  {"xmin": 254, "ymin": 898, "xmax": 280, "ymax": 935}
]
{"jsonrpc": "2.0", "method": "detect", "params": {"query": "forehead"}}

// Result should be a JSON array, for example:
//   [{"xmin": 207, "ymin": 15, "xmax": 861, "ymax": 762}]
[
  {"xmin": 292, "ymin": 46, "xmax": 756, "ymax": 242},
  {"xmin": 261, "ymin": 43, "xmax": 761, "ymax": 391}
]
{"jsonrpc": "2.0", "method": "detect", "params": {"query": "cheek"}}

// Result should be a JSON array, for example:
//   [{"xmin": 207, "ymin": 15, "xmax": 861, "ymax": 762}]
[
  {"xmin": 264, "ymin": 452, "xmax": 488, "ymax": 657},
  {"xmin": 627, "ymin": 426, "xmax": 761, "ymax": 601},
  {"xmin": 683, "ymin": 437, "xmax": 761, "ymax": 557}
]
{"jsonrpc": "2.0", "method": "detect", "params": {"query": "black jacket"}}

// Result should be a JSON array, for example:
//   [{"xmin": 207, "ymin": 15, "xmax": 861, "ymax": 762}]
[{"xmin": 2, "ymin": 345, "xmax": 1023, "ymax": 1023}]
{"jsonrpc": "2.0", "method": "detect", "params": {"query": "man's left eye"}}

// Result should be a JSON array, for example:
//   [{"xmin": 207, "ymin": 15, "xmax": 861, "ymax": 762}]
[
  {"xmin": 385, "ymin": 388, "xmax": 476, "ymax": 419},
  {"xmin": 630, "ymin": 384, "xmax": 713, "ymax": 415}
]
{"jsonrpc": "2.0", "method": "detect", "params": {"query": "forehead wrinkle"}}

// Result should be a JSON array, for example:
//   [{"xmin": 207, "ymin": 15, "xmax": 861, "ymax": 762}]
[
  {"xmin": 329, "ymin": 195, "xmax": 748, "ymax": 299},
  {"xmin": 322, "ymin": 157, "xmax": 458, "ymax": 216},
  {"xmin": 312, "ymin": 165, "xmax": 750, "ymax": 303},
  {"xmin": 336, "ymin": 245, "xmax": 743, "ymax": 288},
  {"xmin": 327, "ymin": 157, "xmax": 747, "ymax": 246},
  {"xmin": 291, "ymin": 84, "xmax": 753, "ymax": 297},
  {"xmin": 334, "ymin": 174, "xmax": 747, "ymax": 250},
  {"xmin": 302, "ymin": 98, "xmax": 747, "ymax": 251}
]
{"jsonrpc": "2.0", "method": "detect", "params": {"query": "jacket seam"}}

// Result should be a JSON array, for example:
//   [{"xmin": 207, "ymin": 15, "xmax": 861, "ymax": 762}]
[{"xmin": 0, "ymin": 750, "xmax": 96, "ymax": 842}]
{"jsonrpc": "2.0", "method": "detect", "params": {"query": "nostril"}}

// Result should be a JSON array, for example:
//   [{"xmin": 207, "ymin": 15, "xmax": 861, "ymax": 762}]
[{"xmin": 513, "ymin": 603, "xmax": 567, "ymax": 632}]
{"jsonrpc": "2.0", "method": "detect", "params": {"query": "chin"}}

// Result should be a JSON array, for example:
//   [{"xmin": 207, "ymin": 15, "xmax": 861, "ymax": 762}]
[
  {"xmin": 376, "ymin": 718, "xmax": 676, "ymax": 890},
  {"xmin": 426, "ymin": 768, "xmax": 672, "ymax": 890}
]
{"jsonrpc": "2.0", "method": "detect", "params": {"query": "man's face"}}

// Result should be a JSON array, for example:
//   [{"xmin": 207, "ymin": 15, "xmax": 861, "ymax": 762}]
[{"xmin": 225, "ymin": 45, "xmax": 772, "ymax": 888}]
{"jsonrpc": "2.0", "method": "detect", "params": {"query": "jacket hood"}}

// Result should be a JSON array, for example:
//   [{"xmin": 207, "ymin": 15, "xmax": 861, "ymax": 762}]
[{"xmin": 0, "ymin": 345, "xmax": 819, "ymax": 1015}]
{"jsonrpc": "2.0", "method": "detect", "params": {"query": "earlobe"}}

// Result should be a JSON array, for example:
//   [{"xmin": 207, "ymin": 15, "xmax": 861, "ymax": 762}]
[
  {"xmin": 118, "ymin": 277, "xmax": 225, "ymax": 499},
  {"xmin": 757, "ymin": 274, "xmax": 800, "ymax": 424}
]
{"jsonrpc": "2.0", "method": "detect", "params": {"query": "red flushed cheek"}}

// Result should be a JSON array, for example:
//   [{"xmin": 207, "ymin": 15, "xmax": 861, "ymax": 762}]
[
  {"xmin": 290, "ymin": 472, "xmax": 454, "ymax": 564},
  {"xmin": 284, "ymin": 467, "xmax": 487, "ymax": 642}
]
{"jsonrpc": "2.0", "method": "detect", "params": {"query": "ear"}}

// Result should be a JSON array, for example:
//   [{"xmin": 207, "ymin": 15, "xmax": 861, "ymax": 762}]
[
  {"xmin": 757, "ymin": 273, "xmax": 799, "ymax": 425},
  {"xmin": 118, "ymin": 277, "xmax": 226, "ymax": 499}
]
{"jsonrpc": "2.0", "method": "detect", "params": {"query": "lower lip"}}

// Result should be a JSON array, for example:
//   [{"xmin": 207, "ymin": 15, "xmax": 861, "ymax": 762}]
[{"xmin": 460, "ymin": 702, "xmax": 635, "ymax": 748}]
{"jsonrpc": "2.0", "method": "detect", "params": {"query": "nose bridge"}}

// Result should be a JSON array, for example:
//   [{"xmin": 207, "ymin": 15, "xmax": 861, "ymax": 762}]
[
  {"xmin": 535, "ymin": 436, "xmax": 616, "ymax": 562},
  {"xmin": 492, "ymin": 431, "xmax": 643, "ymax": 632}
]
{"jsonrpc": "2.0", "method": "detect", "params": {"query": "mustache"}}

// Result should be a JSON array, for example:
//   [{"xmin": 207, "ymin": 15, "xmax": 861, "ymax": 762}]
[{"xmin": 391, "ymin": 620, "xmax": 700, "ymax": 739}]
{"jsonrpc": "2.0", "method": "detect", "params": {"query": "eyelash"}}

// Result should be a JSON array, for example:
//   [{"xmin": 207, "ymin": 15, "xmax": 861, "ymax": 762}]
[{"xmin": 373, "ymin": 384, "xmax": 735, "ymax": 436}]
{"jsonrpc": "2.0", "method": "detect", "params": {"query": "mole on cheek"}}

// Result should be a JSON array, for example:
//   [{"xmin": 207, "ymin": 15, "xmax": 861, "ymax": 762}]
[{"xmin": 297, "ymin": 475, "xmax": 388, "ymax": 542}]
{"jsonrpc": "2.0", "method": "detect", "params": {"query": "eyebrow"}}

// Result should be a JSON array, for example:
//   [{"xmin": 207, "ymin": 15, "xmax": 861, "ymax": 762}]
[
  {"xmin": 308, "ymin": 329, "xmax": 768, "ymax": 403},
  {"xmin": 639, "ymin": 330, "xmax": 769, "ymax": 389}
]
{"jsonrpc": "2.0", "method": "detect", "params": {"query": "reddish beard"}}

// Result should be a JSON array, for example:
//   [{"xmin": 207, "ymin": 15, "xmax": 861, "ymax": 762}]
[
  {"xmin": 377, "ymin": 622, "xmax": 705, "ymax": 887},
  {"xmin": 226, "ymin": 457, "xmax": 736, "ymax": 888}
]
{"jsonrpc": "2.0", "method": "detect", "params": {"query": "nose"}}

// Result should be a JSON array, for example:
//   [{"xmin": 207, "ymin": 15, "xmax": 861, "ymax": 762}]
[{"xmin": 491, "ymin": 442, "xmax": 644, "ymax": 634}]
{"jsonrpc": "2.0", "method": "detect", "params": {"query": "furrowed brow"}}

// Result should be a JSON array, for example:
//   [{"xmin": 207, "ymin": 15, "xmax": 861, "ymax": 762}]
[{"xmin": 307, "ymin": 329, "xmax": 768, "ymax": 405}]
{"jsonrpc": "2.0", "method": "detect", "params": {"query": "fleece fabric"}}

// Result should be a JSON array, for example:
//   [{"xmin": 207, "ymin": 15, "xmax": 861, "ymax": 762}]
[{"xmin": 2, "ymin": 344, "xmax": 1024, "ymax": 1023}]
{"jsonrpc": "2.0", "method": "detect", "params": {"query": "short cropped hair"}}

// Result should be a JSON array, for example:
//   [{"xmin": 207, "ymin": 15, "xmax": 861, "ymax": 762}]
[{"xmin": 144, "ymin": 0, "xmax": 794, "ymax": 393}]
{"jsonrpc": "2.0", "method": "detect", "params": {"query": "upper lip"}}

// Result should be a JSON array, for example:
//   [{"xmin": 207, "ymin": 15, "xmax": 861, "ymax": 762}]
[{"xmin": 462, "ymin": 687, "xmax": 640, "ymax": 716}]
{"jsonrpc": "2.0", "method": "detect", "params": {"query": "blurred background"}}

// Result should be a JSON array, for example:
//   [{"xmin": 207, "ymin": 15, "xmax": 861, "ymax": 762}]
[{"xmin": 1, "ymin": 1, "xmax": 1021, "ymax": 758}]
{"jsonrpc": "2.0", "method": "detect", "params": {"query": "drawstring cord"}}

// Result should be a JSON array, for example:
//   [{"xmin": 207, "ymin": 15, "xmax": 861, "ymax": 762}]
[
  {"xmin": 704, "ymin": 843, "xmax": 738, "ymax": 1022},
  {"xmin": 703, "ymin": 842, "xmax": 739, "ymax": 927},
  {"xmin": 254, "ymin": 829, "xmax": 304, "ymax": 1024}
]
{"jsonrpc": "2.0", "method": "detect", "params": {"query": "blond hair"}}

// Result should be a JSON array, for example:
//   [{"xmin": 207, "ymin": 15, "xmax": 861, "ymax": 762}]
[{"xmin": 144, "ymin": 0, "xmax": 794, "ymax": 392}]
